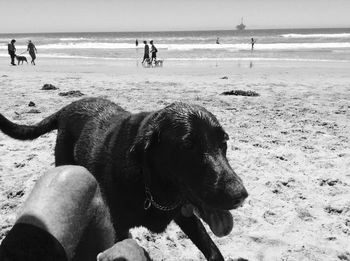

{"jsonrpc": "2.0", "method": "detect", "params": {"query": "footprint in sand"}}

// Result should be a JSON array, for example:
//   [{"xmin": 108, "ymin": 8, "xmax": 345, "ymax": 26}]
[
  {"xmin": 263, "ymin": 210, "xmax": 279, "ymax": 225},
  {"xmin": 27, "ymin": 154, "xmax": 37, "ymax": 161},
  {"xmin": 324, "ymin": 195, "xmax": 350, "ymax": 215}
]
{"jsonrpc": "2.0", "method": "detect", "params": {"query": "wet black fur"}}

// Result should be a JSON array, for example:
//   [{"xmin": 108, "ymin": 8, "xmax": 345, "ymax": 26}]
[{"xmin": 0, "ymin": 97, "xmax": 248, "ymax": 261}]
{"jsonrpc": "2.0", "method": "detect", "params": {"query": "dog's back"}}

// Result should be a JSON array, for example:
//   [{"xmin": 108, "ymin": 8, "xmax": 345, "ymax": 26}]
[
  {"xmin": 54, "ymin": 98, "xmax": 131, "ymax": 166},
  {"xmin": 15, "ymin": 55, "xmax": 28, "ymax": 64}
]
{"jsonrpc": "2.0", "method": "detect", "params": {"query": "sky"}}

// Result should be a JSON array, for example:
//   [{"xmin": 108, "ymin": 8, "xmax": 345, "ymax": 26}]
[{"xmin": 0, "ymin": 0, "xmax": 349, "ymax": 33}]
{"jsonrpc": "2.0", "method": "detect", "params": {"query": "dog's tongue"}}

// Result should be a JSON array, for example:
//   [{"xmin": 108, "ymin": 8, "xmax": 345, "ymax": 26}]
[
  {"xmin": 202, "ymin": 208, "xmax": 233, "ymax": 237},
  {"xmin": 181, "ymin": 204, "xmax": 233, "ymax": 237}
]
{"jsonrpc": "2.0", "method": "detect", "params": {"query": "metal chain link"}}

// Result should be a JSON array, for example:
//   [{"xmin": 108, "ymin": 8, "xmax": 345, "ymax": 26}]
[{"xmin": 144, "ymin": 187, "xmax": 182, "ymax": 211}]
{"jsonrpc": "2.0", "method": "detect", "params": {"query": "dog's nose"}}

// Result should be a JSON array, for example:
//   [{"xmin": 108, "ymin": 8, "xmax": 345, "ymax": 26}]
[
  {"xmin": 236, "ymin": 187, "xmax": 248, "ymax": 207},
  {"xmin": 217, "ymin": 180, "xmax": 248, "ymax": 209}
]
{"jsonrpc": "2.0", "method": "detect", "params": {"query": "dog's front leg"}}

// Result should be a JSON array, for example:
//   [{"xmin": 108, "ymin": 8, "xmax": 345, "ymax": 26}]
[{"xmin": 175, "ymin": 214, "xmax": 224, "ymax": 261}]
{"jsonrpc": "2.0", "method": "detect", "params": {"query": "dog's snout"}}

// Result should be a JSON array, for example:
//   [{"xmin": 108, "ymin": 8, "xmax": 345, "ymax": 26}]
[
  {"xmin": 235, "ymin": 186, "xmax": 248, "ymax": 207},
  {"xmin": 202, "ymin": 153, "xmax": 248, "ymax": 210},
  {"xmin": 222, "ymin": 169, "xmax": 248, "ymax": 209}
]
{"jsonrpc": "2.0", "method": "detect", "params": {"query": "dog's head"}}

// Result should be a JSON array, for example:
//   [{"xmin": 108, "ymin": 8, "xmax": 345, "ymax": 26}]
[{"xmin": 131, "ymin": 102, "xmax": 248, "ymax": 237}]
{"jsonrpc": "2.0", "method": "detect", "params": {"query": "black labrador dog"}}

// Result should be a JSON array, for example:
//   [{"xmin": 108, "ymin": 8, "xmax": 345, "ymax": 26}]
[
  {"xmin": 15, "ymin": 55, "xmax": 28, "ymax": 65},
  {"xmin": 0, "ymin": 97, "xmax": 248, "ymax": 260}
]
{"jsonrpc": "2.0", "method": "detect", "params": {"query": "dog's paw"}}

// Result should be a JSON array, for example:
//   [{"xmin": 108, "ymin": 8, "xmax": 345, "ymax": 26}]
[{"xmin": 97, "ymin": 239, "xmax": 149, "ymax": 261}]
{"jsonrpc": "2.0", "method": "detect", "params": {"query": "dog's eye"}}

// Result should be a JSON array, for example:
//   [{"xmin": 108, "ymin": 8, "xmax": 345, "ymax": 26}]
[{"xmin": 223, "ymin": 133, "xmax": 229, "ymax": 141}]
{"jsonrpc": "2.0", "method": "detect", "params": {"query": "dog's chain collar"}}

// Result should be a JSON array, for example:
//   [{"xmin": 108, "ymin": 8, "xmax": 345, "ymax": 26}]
[{"xmin": 144, "ymin": 186, "xmax": 183, "ymax": 211}]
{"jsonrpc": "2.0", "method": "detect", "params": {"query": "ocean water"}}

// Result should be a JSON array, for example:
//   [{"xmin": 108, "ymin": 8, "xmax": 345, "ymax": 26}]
[{"xmin": 1, "ymin": 28, "xmax": 350, "ymax": 62}]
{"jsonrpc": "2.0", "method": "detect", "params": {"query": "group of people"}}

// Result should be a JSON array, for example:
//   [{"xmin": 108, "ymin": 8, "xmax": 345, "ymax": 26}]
[
  {"xmin": 7, "ymin": 39, "xmax": 37, "ymax": 66},
  {"xmin": 141, "ymin": 40, "xmax": 158, "ymax": 65}
]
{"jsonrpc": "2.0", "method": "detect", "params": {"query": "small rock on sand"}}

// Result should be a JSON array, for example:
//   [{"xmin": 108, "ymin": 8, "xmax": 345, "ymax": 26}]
[
  {"xmin": 14, "ymin": 162, "xmax": 26, "ymax": 168},
  {"xmin": 7, "ymin": 190, "xmax": 25, "ymax": 199},
  {"xmin": 42, "ymin": 84, "xmax": 58, "ymax": 90},
  {"xmin": 221, "ymin": 90, "xmax": 260, "ymax": 97},
  {"xmin": 28, "ymin": 101, "xmax": 36, "ymax": 107},
  {"xmin": 221, "ymin": 76, "xmax": 228, "ymax": 79},
  {"xmin": 58, "ymin": 90, "xmax": 85, "ymax": 97},
  {"xmin": 338, "ymin": 252, "xmax": 350, "ymax": 261}
]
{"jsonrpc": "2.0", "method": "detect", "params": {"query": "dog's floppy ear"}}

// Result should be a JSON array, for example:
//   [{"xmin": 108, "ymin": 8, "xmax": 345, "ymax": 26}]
[{"xmin": 129, "ymin": 113, "xmax": 161, "ymax": 165}]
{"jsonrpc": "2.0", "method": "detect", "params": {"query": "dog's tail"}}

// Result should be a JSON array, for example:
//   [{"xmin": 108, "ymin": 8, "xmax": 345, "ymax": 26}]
[{"xmin": 0, "ymin": 112, "xmax": 59, "ymax": 140}]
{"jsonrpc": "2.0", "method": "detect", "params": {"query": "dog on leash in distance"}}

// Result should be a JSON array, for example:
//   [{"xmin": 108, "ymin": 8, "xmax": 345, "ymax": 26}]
[
  {"xmin": 15, "ymin": 55, "xmax": 28, "ymax": 65},
  {"xmin": 154, "ymin": 60, "xmax": 163, "ymax": 67}
]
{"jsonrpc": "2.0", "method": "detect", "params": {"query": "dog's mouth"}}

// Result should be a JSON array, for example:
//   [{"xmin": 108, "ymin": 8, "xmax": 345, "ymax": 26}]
[{"xmin": 181, "ymin": 203, "xmax": 234, "ymax": 237}]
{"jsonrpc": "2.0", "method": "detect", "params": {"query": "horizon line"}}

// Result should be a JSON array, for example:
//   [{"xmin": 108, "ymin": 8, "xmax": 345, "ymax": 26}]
[{"xmin": 1, "ymin": 26, "xmax": 350, "ymax": 35}]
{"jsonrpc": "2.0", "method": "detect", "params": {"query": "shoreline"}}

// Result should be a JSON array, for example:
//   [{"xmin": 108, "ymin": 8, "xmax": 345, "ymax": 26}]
[
  {"xmin": 1, "ymin": 56, "xmax": 350, "ymax": 72},
  {"xmin": 2, "ymin": 55, "xmax": 350, "ymax": 63}
]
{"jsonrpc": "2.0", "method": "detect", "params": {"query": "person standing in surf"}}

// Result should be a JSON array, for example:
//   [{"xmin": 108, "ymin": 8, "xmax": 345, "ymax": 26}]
[{"xmin": 251, "ymin": 38, "xmax": 256, "ymax": 50}]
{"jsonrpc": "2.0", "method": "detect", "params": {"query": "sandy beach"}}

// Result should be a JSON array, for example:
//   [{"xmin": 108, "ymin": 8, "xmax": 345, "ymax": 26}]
[{"xmin": 0, "ymin": 57, "xmax": 349, "ymax": 261}]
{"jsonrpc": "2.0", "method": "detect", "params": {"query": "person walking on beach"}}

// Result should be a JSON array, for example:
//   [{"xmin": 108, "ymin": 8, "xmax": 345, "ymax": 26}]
[
  {"xmin": 135, "ymin": 39, "xmax": 139, "ymax": 47},
  {"xmin": 216, "ymin": 37, "xmax": 220, "ymax": 44},
  {"xmin": 150, "ymin": 40, "xmax": 158, "ymax": 63},
  {"xmin": 7, "ymin": 39, "xmax": 16, "ymax": 66},
  {"xmin": 251, "ymin": 38, "xmax": 256, "ymax": 50},
  {"xmin": 27, "ymin": 40, "xmax": 37, "ymax": 65},
  {"xmin": 142, "ymin": 40, "xmax": 150, "ymax": 64}
]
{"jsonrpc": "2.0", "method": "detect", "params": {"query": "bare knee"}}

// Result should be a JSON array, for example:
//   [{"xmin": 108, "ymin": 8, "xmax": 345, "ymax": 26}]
[
  {"xmin": 53, "ymin": 165, "xmax": 95, "ymax": 183},
  {"xmin": 18, "ymin": 165, "xmax": 98, "ymax": 225},
  {"xmin": 17, "ymin": 166, "xmax": 100, "ymax": 259},
  {"xmin": 50, "ymin": 165, "xmax": 97, "ymax": 195}
]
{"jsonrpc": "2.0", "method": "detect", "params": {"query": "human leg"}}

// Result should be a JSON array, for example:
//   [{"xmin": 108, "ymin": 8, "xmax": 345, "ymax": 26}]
[
  {"xmin": 142, "ymin": 54, "xmax": 148, "ymax": 63},
  {"xmin": 0, "ymin": 165, "xmax": 114, "ymax": 261},
  {"xmin": 9, "ymin": 52, "xmax": 15, "ymax": 65},
  {"xmin": 30, "ymin": 52, "xmax": 36, "ymax": 65}
]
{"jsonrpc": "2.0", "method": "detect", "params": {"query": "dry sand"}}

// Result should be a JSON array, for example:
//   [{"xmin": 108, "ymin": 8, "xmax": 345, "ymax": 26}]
[{"xmin": 0, "ymin": 57, "xmax": 349, "ymax": 261}]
